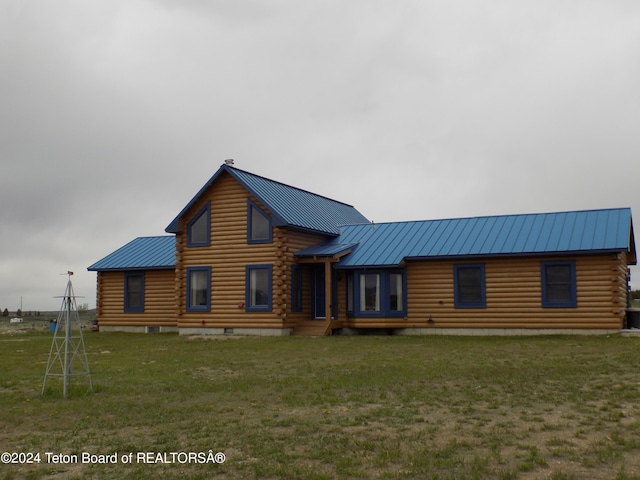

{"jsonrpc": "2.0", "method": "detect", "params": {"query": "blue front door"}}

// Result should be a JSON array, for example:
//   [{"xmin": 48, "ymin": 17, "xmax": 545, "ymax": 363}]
[{"xmin": 312, "ymin": 266, "xmax": 326, "ymax": 319}]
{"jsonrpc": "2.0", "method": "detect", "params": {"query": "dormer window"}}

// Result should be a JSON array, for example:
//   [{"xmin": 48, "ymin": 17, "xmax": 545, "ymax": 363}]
[
  {"xmin": 187, "ymin": 203, "xmax": 210, "ymax": 247},
  {"xmin": 247, "ymin": 199, "xmax": 272, "ymax": 244}
]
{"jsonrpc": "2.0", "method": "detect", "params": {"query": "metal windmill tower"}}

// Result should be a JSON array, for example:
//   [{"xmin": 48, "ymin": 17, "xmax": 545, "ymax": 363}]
[{"xmin": 42, "ymin": 271, "xmax": 92, "ymax": 398}]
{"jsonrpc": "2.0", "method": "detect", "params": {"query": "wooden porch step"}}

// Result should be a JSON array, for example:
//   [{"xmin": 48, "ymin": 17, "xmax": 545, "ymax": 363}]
[{"xmin": 291, "ymin": 322, "xmax": 331, "ymax": 336}]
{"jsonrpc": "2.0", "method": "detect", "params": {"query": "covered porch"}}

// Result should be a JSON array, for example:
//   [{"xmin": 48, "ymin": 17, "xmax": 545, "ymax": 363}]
[{"xmin": 291, "ymin": 243, "xmax": 357, "ymax": 336}]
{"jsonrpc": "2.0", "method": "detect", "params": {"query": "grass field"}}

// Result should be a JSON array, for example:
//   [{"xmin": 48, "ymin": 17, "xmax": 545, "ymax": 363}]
[{"xmin": 1, "ymin": 328, "xmax": 640, "ymax": 480}]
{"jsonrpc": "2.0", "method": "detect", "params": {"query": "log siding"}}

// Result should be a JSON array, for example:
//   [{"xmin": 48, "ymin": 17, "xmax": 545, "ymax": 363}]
[
  {"xmin": 95, "ymin": 270, "xmax": 176, "ymax": 328},
  {"xmin": 175, "ymin": 172, "xmax": 277, "ymax": 328},
  {"xmin": 280, "ymin": 229, "xmax": 333, "ymax": 327},
  {"xmin": 344, "ymin": 253, "xmax": 629, "ymax": 330},
  {"xmin": 174, "ymin": 171, "xmax": 330, "ymax": 331},
  {"xmin": 89, "ymin": 164, "xmax": 635, "ymax": 336}
]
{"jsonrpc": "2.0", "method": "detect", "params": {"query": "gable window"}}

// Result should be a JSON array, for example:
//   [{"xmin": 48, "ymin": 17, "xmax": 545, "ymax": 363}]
[
  {"xmin": 246, "ymin": 265, "xmax": 272, "ymax": 312},
  {"xmin": 351, "ymin": 270, "xmax": 406, "ymax": 317},
  {"xmin": 541, "ymin": 261, "xmax": 576, "ymax": 308},
  {"xmin": 187, "ymin": 203, "xmax": 210, "ymax": 247},
  {"xmin": 247, "ymin": 199, "xmax": 272, "ymax": 243},
  {"xmin": 291, "ymin": 265, "xmax": 302, "ymax": 312},
  {"xmin": 187, "ymin": 267, "xmax": 210, "ymax": 312},
  {"xmin": 454, "ymin": 264, "xmax": 486, "ymax": 308},
  {"xmin": 124, "ymin": 273, "xmax": 144, "ymax": 312}
]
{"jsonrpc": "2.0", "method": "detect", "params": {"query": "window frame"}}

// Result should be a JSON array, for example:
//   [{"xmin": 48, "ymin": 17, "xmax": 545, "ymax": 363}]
[
  {"xmin": 187, "ymin": 202, "xmax": 210, "ymax": 247},
  {"xmin": 454, "ymin": 264, "xmax": 486, "ymax": 309},
  {"xmin": 245, "ymin": 264, "xmax": 273, "ymax": 312},
  {"xmin": 541, "ymin": 260, "xmax": 577, "ymax": 308},
  {"xmin": 186, "ymin": 266, "xmax": 211, "ymax": 312},
  {"xmin": 350, "ymin": 269, "xmax": 406, "ymax": 318},
  {"xmin": 291, "ymin": 265, "xmax": 303, "ymax": 312},
  {"xmin": 346, "ymin": 272, "xmax": 354, "ymax": 314},
  {"xmin": 389, "ymin": 271, "xmax": 405, "ymax": 313},
  {"xmin": 247, "ymin": 199, "xmax": 272, "ymax": 244},
  {"xmin": 124, "ymin": 272, "xmax": 145, "ymax": 313}
]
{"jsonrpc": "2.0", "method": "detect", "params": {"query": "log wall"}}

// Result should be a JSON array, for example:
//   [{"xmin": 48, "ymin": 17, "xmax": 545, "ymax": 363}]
[
  {"xmin": 175, "ymin": 172, "xmax": 328, "ymax": 329},
  {"xmin": 95, "ymin": 270, "xmax": 176, "ymax": 327},
  {"xmin": 344, "ymin": 253, "xmax": 629, "ymax": 330},
  {"xmin": 94, "ymin": 166, "xmax": 632, "ymax": 335},
  {"xmin": 280, "ymin": 230, "xmax": 332, "ymax": 327}
]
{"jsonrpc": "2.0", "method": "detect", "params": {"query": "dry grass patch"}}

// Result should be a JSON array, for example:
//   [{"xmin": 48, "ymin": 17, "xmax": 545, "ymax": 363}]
[{"xmin": 1, "ymin": 332, "xmax": 640, "ymax": 479}]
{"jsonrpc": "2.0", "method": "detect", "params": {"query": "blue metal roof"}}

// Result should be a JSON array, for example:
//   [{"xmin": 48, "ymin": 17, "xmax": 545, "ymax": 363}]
[
  {"xmin": 298, "ymin": 208, "xmax": 635, "ymax": 268},
  {"xmin": 166, "ymin": 164, "xmax": 369, "ymax": 235},
  {"xmin": 87, "ymin": 236, "xmax": 176, "ymax": 271},
  {"xmin": 296, "ymin": 243, "xmax": 359, "ymax": 258}
]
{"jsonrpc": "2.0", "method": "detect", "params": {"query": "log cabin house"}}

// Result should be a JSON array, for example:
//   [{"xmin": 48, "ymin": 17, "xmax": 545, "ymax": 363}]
[{"xmin": 88, "ymin": 163, "xmax": 637, "ymax": 336}]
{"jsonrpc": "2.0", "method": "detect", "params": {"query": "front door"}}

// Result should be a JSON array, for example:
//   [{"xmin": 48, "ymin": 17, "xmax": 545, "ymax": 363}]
[{"xmin": 312, "ymin": 266, "xmax": 326, "ymax": 319}]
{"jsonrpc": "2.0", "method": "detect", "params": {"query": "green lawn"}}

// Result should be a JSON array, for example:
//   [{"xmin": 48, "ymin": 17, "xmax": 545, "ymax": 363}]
[{"xmin": 2, "ymin": 331, "xmax": 640, "ymax": 479}]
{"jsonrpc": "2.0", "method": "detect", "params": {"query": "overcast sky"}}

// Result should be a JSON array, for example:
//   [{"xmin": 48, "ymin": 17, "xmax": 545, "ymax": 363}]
[{"xmin": 2, "ymin": 0, "xmax": 639, "ymax": 312}]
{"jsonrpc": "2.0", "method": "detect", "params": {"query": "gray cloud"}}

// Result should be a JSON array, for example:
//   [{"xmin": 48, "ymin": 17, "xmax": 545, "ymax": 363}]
[{"xmin": 2, "ymin": 0, "xmax": 639, "ymax": 310}]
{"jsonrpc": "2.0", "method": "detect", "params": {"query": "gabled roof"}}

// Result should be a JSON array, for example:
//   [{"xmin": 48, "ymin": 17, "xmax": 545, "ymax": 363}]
[
  {"xmin": 87, "ymin": 236, "xmax": 176, "ymax": 271},
  {"xmin": 165, "ymin": 164, "xmax": 369, "ymax": 235},
  {"xmin": 298, "ymin": 208, "xmax": 636, "ymax": 268}
]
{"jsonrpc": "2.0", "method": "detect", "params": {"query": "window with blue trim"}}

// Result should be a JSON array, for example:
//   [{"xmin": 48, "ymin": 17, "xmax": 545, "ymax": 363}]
[
  {"xmin": 187, "ymin": 266, "xmax": 211, "ymax": 312},
  {"xmin": 350, "ymin": 269, "xmax": 406, "ymax": 317},
  {"xmin": 247, "ymin": 200, "xmax": 272, "ymax": 244},
  {"xmin": 246, "ymin": 265, "xmax": 272, "ymax": 312},
  {"xmin": 389, "ymin": 272, "xmax": 404, "ymax": 312},
  {"xmin": 346, "ymin": 273, "xmax": 354, "ymax": 314},
  {"xmin": 541, "ymin": 261, "xmax": 576, "ymax": 308},
  {"xmin": 187, "ymin": 203, "xmax": 210, "ymax": 247},
  {"xmin": 291, "ymin": 265, "xmax": 302, "ymax": 312},
  {"xmin": 454, "ymin": 264, "xmax": 486, "ymax": 308},
  {"xmin": 124, "ymin": 273, "xmax": 144, "ymax": 312}
]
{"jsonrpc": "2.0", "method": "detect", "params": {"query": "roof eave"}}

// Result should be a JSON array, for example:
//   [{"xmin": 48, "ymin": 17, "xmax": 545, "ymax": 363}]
[
  {"xmin": 336, "ymin": 248, "xmax": 633, "ymax": 269},
  {"xmin": 628, "ymin": 216, "xmax": 637, "ymax": 265},
  {"xmin": 296, "ymin": 244, "xmax": 357, "ymax": 259},
  {"xmin": 283, "ymin": 224, "xmax": 340, "ymax": 237},
  {"xmin": 165, "ymin": 164, "xmax": 335, "ymax": 234},
  {"xmin": 87, "ymin": 265, "xmax": 175, "ymax": 272},
  {"xmin": 165, "ymin": 165, "xmax": 230, "ymax": 233},
  {"xmin": 403, "ymin": 248, "xmax": 632, "ymax": 263},
  {"xmin": 227, "ymin": 169, "xmax": 347, "ymax": 235},
  {"xmin": 336, "ymin": 263, "xmax": 404, "ymax": 270}
]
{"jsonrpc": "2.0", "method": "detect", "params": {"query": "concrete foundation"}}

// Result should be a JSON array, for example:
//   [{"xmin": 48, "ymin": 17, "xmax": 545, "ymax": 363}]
[
  {"xmin": 96, "ymin": 325, "xmax": 624, "ymax": 337},
  {"xmin": 97, "ymin": 325, "xmax": 178, "ymax": 333},
  {"xmin": 393, "ymin": 328, "xmax": 621, "ymax": 336},
  {"xmin": 178, "ymin": 327, "xmax": 293, "ymax": 336}
]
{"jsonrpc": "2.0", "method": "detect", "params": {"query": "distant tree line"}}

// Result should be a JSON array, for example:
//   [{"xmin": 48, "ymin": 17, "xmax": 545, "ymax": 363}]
[
  {"xmin": 632, "ymin": 290, "xmax": 640, "ymax": 300},
  {"xmin": 1, "ymin": 309, "xmax": 44, "ymax": 317},
  {"xmin": 1, "ymin": 305, "xmax": 91, "ymax": 317}
]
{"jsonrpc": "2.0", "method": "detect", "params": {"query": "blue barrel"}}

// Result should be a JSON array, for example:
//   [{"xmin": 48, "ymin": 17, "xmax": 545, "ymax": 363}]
[{"xmin": 49, "ymin": 320, "xmax": 57, "ymax": 333}]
